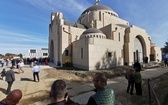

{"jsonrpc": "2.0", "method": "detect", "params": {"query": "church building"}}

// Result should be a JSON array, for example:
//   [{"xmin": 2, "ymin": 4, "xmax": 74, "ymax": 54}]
[{"xmin": 49, "ymin": 1, "xmax": 161, "ymax": 70}]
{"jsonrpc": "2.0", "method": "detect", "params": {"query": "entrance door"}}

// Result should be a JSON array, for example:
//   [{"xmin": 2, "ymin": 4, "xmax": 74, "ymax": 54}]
[
  {"xmin": 134, "ymin": 37, "xmax": 143, "ymax": 63},
  {"xmin": 134, "ymin": 50, "xmax": 139, "ymax": 63}
]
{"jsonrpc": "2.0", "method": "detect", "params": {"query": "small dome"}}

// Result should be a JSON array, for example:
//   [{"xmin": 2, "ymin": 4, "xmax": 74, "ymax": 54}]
[
  {"xmin": 82, "ymin": 28, "xmax": 103, "ymax": 34},
  {"xmin": 80, "ymin": 28, "xmax": 106, "ymax": 39},
  {"xmin": 82, "ymin": 5, "xmax": 113, "ymax": 15}
]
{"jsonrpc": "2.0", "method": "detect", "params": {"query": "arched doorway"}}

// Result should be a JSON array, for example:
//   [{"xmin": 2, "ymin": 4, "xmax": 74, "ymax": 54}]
[
  {"xmin": 134, "ymin": 35, "xmax": 146, "ymax": 63},
  {"xmin": 50, "ymin": 40, "xmax": 54, "ymax": 61}
]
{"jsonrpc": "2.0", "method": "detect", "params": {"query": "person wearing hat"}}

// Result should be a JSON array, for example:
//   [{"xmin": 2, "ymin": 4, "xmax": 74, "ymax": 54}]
[{"xmin": 5, "ymin": 66, "xmax": 15, "ymax": 94}]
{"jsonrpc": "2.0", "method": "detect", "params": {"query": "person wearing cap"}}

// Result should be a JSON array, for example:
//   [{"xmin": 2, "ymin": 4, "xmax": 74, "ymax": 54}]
[
  {"xmin": 5, "ymin": 66, "xmax": 15, "ymax": 94},
  {"xmin": 48, "ymin": 79, "xmax": 80, "ymax": 105}
]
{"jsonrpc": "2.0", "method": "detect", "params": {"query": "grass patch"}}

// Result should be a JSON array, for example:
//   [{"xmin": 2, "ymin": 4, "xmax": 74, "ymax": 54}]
[{"xmin": 152, "ymin": 73, "xmax": 168, "ymax": 105}]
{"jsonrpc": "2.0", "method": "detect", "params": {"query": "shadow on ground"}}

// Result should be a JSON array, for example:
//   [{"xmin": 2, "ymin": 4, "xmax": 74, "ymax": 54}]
[
  {"xmin": 20, "ymin": 78, "xmax": 34, "ymax": 81},
  {"xmin": 0, "ymin": 87, "xmax": 7, "ymax": 95}
]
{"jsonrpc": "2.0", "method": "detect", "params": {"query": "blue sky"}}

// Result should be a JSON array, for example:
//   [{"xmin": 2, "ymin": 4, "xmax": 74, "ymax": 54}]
[{"xmin": 0, "ymin": 0, "xmax": 168, "ymax": 55}]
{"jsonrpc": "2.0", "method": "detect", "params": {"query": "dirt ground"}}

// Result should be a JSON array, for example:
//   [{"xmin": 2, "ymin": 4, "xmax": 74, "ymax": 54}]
[
  {"xmin": 19, "ymin": 66, "xmax": 167, "ymax": 105},
  {"xmin": 19, "ymin": 66, "xmax": 129, "ymax": 105},
  {"xmin": 117, "ymin": 72, "xmax": 168, "ymax": 105}
]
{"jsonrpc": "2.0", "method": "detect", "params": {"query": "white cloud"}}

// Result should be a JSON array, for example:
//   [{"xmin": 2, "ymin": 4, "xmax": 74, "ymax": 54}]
[
  {"xmin": 0, "ymin": 29, "xmax": 47, "ymax": 43},
  {"xmin": 24, "ymin": 0, "xmax": 91, "ymax": 18},
  {"xmin": 25, "ymin": 0, "xmax": 53, "ymax": 10},
  {"xmin": 118, "ymin": 0, "xmax": 168, "ymax": 48},
  {"xmin": 0, "ymin": 43, "xmax": 47, "ymax": 55},
  {"xmin": 26, "ymin": 0, "xmax": 90, "ymax": 12},
  {"xmin": 0, "ymin": 43, "xmax": 45, "ymax": 47},
  {"xmin": 0, "ymin": 28, "xmax": 48, "ymax": 55}
]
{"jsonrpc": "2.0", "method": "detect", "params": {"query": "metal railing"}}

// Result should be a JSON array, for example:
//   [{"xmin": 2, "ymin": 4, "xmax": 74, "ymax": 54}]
[{"xmin": 148, "ymin": 79, "xmax": 161, "ymax": 105}]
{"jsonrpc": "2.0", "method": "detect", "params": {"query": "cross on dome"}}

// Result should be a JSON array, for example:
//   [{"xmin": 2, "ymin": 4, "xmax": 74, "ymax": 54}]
[{"xmin": 94, "ymin": 0, "xmax": 100, "ymax": 5}]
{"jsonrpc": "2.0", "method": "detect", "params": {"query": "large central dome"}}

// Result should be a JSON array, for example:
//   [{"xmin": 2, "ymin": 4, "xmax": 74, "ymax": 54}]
[
  {"xmin": 81, "ymin": 5, "xmax": 113, "ymax": 15},
  {"xmin": 77, "ymin": 4, "xmax": 119, "ymax": 28}
]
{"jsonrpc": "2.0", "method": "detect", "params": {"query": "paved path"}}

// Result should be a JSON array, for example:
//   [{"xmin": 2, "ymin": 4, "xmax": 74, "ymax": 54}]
[
  {"xmin": 0, "ymin": 64, "xmax": 168, "ymax": 105},
  {"xmin": 72, "ymin": 67, "xmax": 168, "ymax": 105}
]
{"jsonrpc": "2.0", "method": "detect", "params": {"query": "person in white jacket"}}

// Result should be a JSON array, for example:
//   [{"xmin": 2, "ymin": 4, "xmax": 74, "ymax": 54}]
[
  {"xmin": 32, "ymin": 62, "xmax": 41, "ymax": 82},
  {"xmin": 18, "ymin": 60, "xmax": 24, "ymax": 73},
  {"xmin": 1, "ymin": 59, "xmax": 5, "ymax": 67}
]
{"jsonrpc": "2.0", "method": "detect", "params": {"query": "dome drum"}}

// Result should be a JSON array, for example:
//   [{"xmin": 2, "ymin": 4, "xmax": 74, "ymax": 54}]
[
  {"xmin": 80, "ymin": 28, "xmax": 106, "ymax": 39},
  {"xmin": 77, "ymin": 5, "xmax": 118, "ymax": 25}
]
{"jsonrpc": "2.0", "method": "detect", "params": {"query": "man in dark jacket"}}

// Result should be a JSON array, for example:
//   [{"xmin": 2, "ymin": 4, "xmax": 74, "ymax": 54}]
[
  {"xmin": 87, "ymin": 73, "xmax": 115, "ymax": 105},
  {"xmin": 48, "ymin": 80, "xmax": 80, "ymax": 105},
  {"xmin": 5, "ymin": 66, "xmax": 15, "ymax": 94},
  {"xmin": 134, "ymin": 61, "xmax": 141, "ymax": 71}
]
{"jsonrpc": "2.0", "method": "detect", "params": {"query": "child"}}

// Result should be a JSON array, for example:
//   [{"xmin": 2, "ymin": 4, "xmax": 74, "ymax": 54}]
[{"xmin": 0, "ymin": 68, "xmax": 6, "ymax": 80}]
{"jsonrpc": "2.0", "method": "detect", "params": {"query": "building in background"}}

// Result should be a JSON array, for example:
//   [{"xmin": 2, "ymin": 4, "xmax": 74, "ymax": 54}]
[
  {"xmin": 49, "ymin": 1, "xmax": 161, "ymax": 70},
  {"xmin": 23, "ymin": 48, "xmax": 48, "ymax": 58}
]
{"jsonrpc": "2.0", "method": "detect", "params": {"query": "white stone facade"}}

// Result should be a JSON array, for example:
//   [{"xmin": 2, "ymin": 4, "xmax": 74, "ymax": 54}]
[
  {"xmin": 49, "ymin": 3, "xmax": 161, "ymax": 70},
  {"xmin": 23, "ymin": 48, "xmax": 48, "ymax": 58}
]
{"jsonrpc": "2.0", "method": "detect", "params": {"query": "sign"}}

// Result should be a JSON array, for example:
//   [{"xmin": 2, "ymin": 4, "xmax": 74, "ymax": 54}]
[{"xmin": 65, "ymin": 58, "xmax": 70, "ymax": 63}]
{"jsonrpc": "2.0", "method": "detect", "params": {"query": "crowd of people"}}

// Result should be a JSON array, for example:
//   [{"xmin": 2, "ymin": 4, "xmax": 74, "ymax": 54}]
[
  {"xmin": 0, "ymin": 57, "xmax": 50, "ymax": 76},
  {"xmin": 0, "ymin": 58, "xmax": 9, "ymax": 67},
  {"xmin": 0, "ymin": 58, "xmax": 144, "ymax": 105},
  {"xmin": 0, "ymin": 59, "xmax": 42, "ymax": 95},
  {"xmin": 10, "ymin": 57, "xmax": 50, "ymax": 68},
  {"xmin": 0, "ymin": 70, "xmax": 116, "ymax": 105},
  {"xmin": 0, "ymin": 58, "xmax": 117, "ymax": 105}
]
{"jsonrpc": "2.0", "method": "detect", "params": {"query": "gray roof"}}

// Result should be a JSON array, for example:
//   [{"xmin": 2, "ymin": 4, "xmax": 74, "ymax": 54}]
[
  {"xmin": 64, "ymin": 21, "xmax": 86, "ymax": 29},
  {"xmin": 116, "ymin": 24, "xmax": 129, "ymax": 28},
  {"xmin": 82, "ymin": 28, "xmax": 103, "ymax": 34},
  {"xmin": 82, "ymin": 5, "xmax": 113, "ymax": 15}
]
